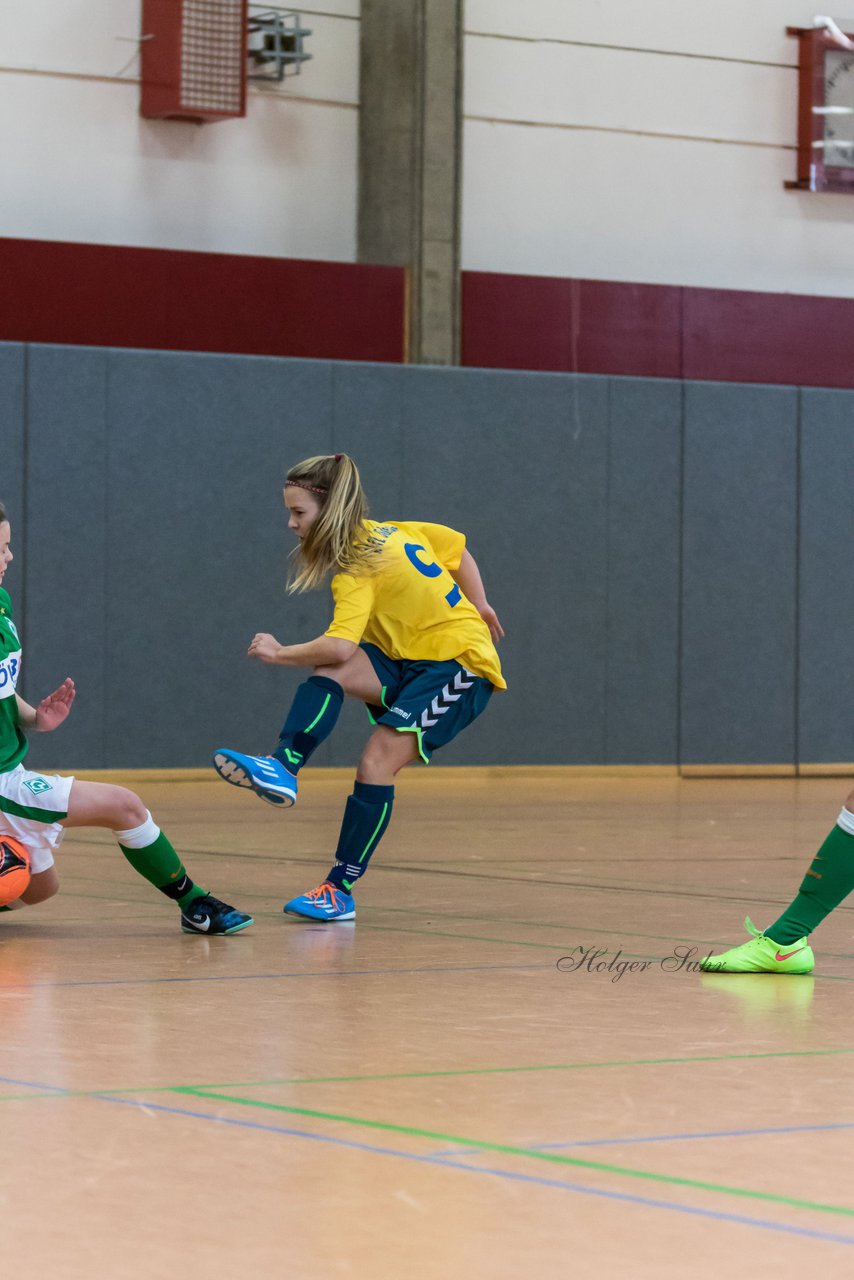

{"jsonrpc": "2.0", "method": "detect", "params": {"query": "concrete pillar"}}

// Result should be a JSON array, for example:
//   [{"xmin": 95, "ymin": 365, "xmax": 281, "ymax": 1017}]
[{"xmin": 358, "ymin": 0, "xmax": 463, "ymax": 365}]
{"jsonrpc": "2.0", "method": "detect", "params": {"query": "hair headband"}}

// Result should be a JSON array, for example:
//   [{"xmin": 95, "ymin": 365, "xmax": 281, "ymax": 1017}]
[{"xmin": 286, "ymin": 455, "xmax": 342, "ymax": 496}]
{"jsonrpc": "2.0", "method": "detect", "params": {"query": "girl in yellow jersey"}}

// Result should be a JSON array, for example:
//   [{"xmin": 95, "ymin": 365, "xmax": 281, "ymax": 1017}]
[{"xmin": 213, "ymin": 453, "xmax": 506, "ymax": 921}]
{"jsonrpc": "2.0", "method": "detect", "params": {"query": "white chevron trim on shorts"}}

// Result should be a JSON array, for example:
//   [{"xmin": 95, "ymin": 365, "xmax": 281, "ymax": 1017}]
[{"xmin": 420, "ymin": 669, "xmax": 477, "ymax": 728}]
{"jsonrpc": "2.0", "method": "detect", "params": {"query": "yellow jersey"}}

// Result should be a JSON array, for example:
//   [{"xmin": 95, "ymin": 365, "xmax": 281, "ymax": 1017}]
[{"xmin": 324, "ymin": 520, "xmax": 506, "ymax": 690}]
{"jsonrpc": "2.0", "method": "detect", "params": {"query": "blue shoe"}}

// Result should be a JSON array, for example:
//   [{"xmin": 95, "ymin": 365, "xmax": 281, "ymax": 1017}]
[
  {"xmin": 212, "ymin": 748, "xmax": 297, "ymax": 807},
  {"xmin": 180, "ymin": 893, "xmax": 254, "ymax": 935},
  {"xmin": 284, "ymin": 882, "xmax": 356, "ymax": 922}
]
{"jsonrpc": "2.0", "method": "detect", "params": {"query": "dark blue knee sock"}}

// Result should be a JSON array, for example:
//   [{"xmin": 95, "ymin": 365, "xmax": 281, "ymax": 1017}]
[
  {"xmin": 326, "ymin": 782, "xmax": 394, "ymax": 892},
  {"xmin": 273, "ymin": 676, "xmax": 343, "ymax": 772}
]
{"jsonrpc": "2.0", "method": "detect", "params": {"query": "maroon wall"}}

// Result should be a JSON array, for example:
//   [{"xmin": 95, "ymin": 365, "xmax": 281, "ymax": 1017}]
[
  {"xmin": 3, "ymin": 238, "xmax": 854, "ymax": 388},
  {"xmin": 461, "ymin": 270, "xmax": 854, "ymax": 389},
  {"xmin": 0, "ymin": 238, "xmax": 405, "ymax": 363}
]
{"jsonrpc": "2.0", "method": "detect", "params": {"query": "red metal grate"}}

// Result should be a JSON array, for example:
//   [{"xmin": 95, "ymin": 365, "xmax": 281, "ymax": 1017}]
[{"xmin": 141, "ymin": 0, "xmax": 248, "ymax": 123}]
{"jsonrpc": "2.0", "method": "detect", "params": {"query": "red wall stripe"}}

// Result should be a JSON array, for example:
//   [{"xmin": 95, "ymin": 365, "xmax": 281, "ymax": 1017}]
[
  {"xmin": 0, "ymin": 238, "xmax": 405, "ymax": 364},
  {"xmin": 462, "ymin": 269, "xmax": 854, "ymax": 389},
  {"xmin": 461, "ymin": 272, "xmax": 682, "ymax": 378},
  {"xmin": 682, "ymin": 287, "xmax": 854, "ymax": 388},
  {"xmin": 3, "ymin": 240, "xmax": 854, "ymax": 388}
]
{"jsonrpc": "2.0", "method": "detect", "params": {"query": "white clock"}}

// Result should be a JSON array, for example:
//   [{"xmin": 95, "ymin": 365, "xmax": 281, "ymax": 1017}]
[
  {"xmin": 788, "ymin": 24, "xmax": 854, "ymax": 192},
  {"xmin": 822, "ymin": 49, "xmax": 854, "ymax": 167}
]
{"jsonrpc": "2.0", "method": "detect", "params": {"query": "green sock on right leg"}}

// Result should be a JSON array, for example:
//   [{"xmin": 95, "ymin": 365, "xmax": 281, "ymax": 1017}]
[
  {"xmin": 118, "ymin": 818, "xmax": 207, "ymax": 909},
  {"xmin": 765, "ymin": 811, "xmax": 854, "ymax": 945}
]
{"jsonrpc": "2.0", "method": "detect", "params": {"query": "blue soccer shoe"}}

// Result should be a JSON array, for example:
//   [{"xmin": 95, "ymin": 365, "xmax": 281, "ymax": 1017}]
[
  {"xmin": 284, "ymin": 882, "xmax": 356, "ymax": 922},
  {"xmin": 212, "ymin": 748, "xmax": 298, "ymax": 807}
]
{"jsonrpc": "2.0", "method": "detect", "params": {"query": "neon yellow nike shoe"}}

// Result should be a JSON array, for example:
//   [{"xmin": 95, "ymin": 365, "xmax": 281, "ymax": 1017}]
[{"xmin": 700, "ymin": 917, "xmax": 814, "ymax": 974}]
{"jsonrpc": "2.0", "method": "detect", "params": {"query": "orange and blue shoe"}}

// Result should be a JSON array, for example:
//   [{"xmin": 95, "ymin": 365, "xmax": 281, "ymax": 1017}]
[
  {"xmin": 700, "ymin": 917, "xmax": 814, "ymax": 974},
  {"xmin": 212, "ymin": 748, "xmax": 297, "ymax": 807},
  {"xmin": 284, "ymin": 882, "xmax": 356, "ymax": 922}
]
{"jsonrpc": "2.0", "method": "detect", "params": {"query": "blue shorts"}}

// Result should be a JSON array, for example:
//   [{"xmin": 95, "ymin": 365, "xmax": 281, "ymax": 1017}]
[{"xmin": 360, "ymin": 642, "xmax": 493, "ymax": 763}]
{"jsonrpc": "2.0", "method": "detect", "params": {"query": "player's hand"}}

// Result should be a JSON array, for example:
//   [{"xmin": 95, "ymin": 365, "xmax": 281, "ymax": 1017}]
[
  {"xmin": 478, "ymin": 603, "xmax": 505, "ymax": 644},
  {"xmin": 34, "ymin": 678, "xmax": 76, "ymax": 732},
  {"xmin": 248, "ymin": 632, "xmax": 285, "ymax": 664}
]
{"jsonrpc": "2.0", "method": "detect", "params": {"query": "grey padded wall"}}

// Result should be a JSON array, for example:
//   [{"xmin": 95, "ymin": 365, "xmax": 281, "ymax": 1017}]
[
  {"xmin": 399, "ymin": 368, "xmax": 609, "ymax": 763},
  {"xmin": 681, "ymin": 382, "xmax": 798, "ymax": 765},
  {"xmin": 606, "ymin": 379, "xmax": 681, "ymax": 763},
  {"xmin": 4, "ymin": 342, "xmax": 853, "ymax": 768},
  {"xmin": 799, "ymin": 389, "xmax": 854, "ymax": 763},
  {"xmin": 24, "ymin": 347, "xmax": 109, "ymax": 766},
  {"xmin": 0, "ymin": 343, "xmax": 25, "ymax": 571}
]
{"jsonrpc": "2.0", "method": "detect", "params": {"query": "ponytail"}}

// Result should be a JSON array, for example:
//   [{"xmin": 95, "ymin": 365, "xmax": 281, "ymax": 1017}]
[{"xmin": 286, "ymin": 454, "xmax": 373, "ymax": 592}]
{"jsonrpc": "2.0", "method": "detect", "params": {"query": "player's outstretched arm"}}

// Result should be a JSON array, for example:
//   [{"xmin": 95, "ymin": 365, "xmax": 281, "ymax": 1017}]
[
  {"xmin": 247, "ymin": 632, "xmax": 357, "ymax": 668},
  {"xmin": 452, "ymin": 549, "xmax": 505, "ymax": 643},
  {"xmin": 16, "ymin": 678, "xmax": 76, "ymax": 732}
]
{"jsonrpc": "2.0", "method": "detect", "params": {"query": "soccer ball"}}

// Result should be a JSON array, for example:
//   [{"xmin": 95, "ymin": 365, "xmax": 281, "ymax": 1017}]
[{"xmin": 0, "ymin": 834, "xmax": 32, "ymax": 906}]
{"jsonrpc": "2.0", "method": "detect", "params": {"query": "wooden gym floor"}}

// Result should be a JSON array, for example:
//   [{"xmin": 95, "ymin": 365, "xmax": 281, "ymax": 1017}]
[{"xmin": 3, "ymin": 772, "xmax": 854, "ymax": 1279}]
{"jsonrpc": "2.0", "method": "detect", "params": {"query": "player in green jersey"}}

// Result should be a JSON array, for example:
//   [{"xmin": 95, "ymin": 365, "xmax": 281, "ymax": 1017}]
[
  {"xmin": 700, "ymin": 794, "xmax": 854, "ymax": 974},
  {"xmin": 0, "ymin": 502, "xmax": 252, "ymax": 934}
]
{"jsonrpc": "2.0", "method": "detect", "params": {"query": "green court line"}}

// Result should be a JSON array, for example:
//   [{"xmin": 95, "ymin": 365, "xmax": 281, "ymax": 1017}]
[
  {"xmin": 358, "ymin": 919, "xmax": 854, "ymax": 971},
  {"xmin": 173, "ymin": 1087, "xmax": 854, "ymax": 1219},
  {"xmin": 363, "ymin": 902, "xmax": 854, "ymax": 956},
  {"xmin": 51, "ymin": 842, "xmax": 817, "ymax": 904},
  {"xmin": 9, "ymin": 878, "xmax": 854, "ymax": 963},
  {"xmin": 357, "ymin": 920, "xmax": 854, "ymax": 971},
  {"xmin": 2, "ymin": 1046, "xmax": 854, "ymax": 1104},
  {"xmin": 361, "ymin": 921, "xmax": 650, "ymax": 953},
  {"xmin": 170, "ymin": 1047, "xmax": 854, "ymax": 1090}
]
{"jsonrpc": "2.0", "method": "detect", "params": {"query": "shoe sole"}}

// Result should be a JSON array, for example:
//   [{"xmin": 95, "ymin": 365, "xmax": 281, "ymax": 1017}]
[
  {"xmin": 699, "ymin": 953, "xmax": 815, "ymax": 974},
  {"xmin": 700, "ymin": 962, "xmax": 814, "ymax": 975},
  {"xmin": 212, "ymin": 752, "xmax": 296, "ymax": 808},
  {"xmin": 283, "ymin": 906, "xmax": 356, "ymax": 923},
  {"xmin": 181, "ymin": 916, "xmax": 254, "ymax": 935}
]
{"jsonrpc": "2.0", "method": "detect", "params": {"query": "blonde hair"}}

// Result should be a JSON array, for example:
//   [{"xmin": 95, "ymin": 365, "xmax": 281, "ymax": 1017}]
[{"xmin": 286, "ymin": 454, "xmax": 372, "ymax": 592}]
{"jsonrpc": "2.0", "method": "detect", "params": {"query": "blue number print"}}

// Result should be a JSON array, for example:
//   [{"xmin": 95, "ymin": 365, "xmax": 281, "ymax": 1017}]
[{"xmin": 404, "ymin": 543, "xmax": 461, "ymax": 608}]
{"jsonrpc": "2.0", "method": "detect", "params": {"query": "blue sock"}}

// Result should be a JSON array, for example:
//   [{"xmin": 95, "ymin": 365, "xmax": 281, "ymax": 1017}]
[
  {"xmin": 326, "ymin": 782, "xmax": 395, "ymax": 892},
  {"xmin": 273, "ymin": 676, "xmax": 343, "ymax": 772}
]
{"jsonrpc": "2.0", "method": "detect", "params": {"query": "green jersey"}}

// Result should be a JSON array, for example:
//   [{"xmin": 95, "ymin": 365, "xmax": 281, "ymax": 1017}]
[{"xmin": 0, "ymin": 589, "xmax": 27, "ymax": 773}]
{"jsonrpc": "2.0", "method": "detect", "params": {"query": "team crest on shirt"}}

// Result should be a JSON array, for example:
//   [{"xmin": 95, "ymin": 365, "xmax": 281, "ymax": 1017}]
[
  {"xmin": 23, "ymin": 777, "xmax": 53, "ymax": 795},
  {"xmin": 6, "ymin": 619, "xmax": 19, "ymax": 643}
]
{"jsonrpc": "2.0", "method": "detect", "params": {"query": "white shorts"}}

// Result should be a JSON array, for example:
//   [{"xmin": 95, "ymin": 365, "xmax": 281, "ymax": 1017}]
[{"xmin": 0, "ymin": 764, "xmax": 74, "ymax": 874}]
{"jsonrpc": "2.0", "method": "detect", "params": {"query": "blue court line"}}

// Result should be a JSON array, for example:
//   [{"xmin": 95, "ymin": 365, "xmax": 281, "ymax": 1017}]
[
  {"xmin": 85, "ymin": 1093, "xmax": 854, "ymax": 1247},
  {"xmin": 0, "ymin": 959, "xmax": 552, "ymax": 990},
  {"xmin": 430, "ymin": 1120, "xmax": 854, "ymax": 1160},
  {"xmin": 0, "ymin": 1074, "xmax": 66, "ymax": 1092},
  {"xmin": 542, "ymin": 1121, "xmax": 854, "ymax": 1150}
]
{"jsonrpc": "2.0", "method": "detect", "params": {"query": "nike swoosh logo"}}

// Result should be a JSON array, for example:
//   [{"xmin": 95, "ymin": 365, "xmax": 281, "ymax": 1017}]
[
  {"xmin": 775, "ymin": 947, "xmax": 806, "ymax": 961},
  {"xmin": 190, "ymin": 915, "xmax": 211, "ymax": 932}
]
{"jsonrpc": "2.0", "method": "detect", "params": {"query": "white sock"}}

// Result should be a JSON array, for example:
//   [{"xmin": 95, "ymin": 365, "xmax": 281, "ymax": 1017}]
[
  {"xmin": 837, "ymin": 808, "xmax": 854, "ymax": 838},
  {"xmin": 114, "ymin": 811, "xmax": 161, "ymax": 849}
]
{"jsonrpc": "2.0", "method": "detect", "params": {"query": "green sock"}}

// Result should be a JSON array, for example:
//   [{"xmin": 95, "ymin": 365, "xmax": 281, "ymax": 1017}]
[
  {"xmin": 765, "ymin": 816, "xmax": 854, "ymax": 945},
  {"xmin": 120, "ymin": 830, "xmax": 207, "ymax": 909}
]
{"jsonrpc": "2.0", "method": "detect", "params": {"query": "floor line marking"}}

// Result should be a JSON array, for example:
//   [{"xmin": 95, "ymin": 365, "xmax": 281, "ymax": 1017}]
[
  {"xmin": 430, "ymin": 1120, "xmax": 854, "ymax": 1158},
  {"xmin": 0, "ymin": 959, "xmax": 551, "ymax": 991},
  {"xmin": 3, "ymin": 1047, "xmax": 853, "ymax": 1104},
  {"xmin": 361, "ymin": 902, "xmax": 854, "ymax": 956},
  {"xmin": 175, "ymin": 1088, "xmax": 854, "ymax": 1220},
  {"xmin": 5, "ymin": 1071, "xmax": 854, "ymax": 1240},
  {"xmin": 90, "ymin": 1094, "xmax": 854, "ymax": 1246}
]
